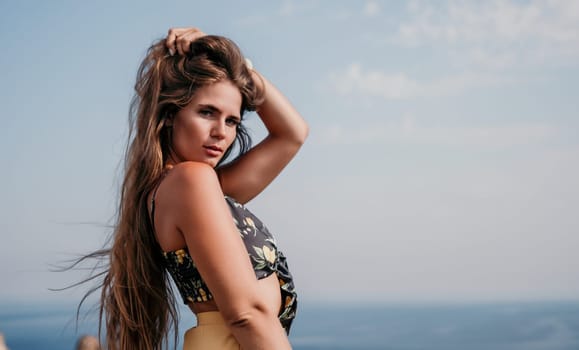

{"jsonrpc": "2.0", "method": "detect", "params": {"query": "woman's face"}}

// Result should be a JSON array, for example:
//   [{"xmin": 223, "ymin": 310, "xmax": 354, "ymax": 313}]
[{"xmin": 169, "ymin": 80, "xmax": 242, "ymax": 167}]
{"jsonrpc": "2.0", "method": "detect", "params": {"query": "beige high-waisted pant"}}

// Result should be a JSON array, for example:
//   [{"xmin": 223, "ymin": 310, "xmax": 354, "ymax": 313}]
[{"xmin": 183, "ymin": 311, "xmax": 241, "ymax": 350}]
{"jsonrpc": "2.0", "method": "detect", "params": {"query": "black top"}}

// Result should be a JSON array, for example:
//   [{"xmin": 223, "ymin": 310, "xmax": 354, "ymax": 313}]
[{"xmin": 152, "ymin": 194, "xmax": 298, "ymax": 334}]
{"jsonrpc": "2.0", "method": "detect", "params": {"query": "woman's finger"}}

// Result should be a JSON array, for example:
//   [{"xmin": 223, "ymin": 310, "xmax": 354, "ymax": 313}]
[
  {"xmin": 167, "ymin": 27, "xmax": 205, "ymax": 55},
  {"xmin": 166, "ymin": 28, "xmax": 182, "ymax": 56}
]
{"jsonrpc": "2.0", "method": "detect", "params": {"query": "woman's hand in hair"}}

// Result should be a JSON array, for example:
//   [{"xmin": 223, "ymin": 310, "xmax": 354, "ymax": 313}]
[{"xmin": 166, "ymin": 27, "xmax": 206, "ymax": 56}]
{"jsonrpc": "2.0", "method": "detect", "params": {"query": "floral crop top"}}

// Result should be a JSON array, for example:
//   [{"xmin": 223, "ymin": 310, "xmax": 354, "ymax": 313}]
[{"xmin": 154, "ymin": 195, "xmax": 298, "ymax": 334}]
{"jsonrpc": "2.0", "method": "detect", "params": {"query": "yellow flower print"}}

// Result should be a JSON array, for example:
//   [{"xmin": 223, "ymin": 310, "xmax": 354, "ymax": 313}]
[
  {"xmin": 245, "ymin": 217, "xmax": 256, "ymax": 229},
  {"xmin": 263, "ymin": 245, "xmax": 276, "ymax": 264},
  {"xmin": 175, "ymin": 249, "xmax": 187, "ymax": 264},
  {"xmin": 199, "ymin": 288, "xmax": 208, "ymax": 302}
]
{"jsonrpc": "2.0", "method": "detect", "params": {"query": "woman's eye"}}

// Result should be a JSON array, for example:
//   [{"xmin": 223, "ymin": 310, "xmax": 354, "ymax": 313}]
[
  {"xmin": 226, "ymin": 118, "xmax": 241, "ymax": 126},
  {"xmin": 199, "ymin": 109, "xmax": 213, "ymax": 116}
]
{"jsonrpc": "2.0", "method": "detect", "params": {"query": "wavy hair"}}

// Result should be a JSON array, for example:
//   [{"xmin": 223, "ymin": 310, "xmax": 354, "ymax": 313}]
[{"xmin": 76, "ymin": 35, "xmax": 264, "ymax": 350}]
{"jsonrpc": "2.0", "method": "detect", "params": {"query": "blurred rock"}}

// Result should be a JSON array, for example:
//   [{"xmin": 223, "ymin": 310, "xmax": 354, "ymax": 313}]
[
  {"xmin": 75, "ymin": 335, "xmax": 100, "ymax": 350},
  {"xmin": 0, "ymin": 333, "xmax": 8, "ymax": 350}
]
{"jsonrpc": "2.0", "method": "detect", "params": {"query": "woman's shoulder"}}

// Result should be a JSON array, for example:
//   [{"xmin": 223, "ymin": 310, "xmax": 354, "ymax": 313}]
[
  {"xmin": 168, "ymin": 161, "xmax": 216, "ymax": 180},
  {"xmin": 158, "ymin": 162, "xmax": 232, "ymax": 235},
  {"xmin": 161, "ymin": 161, "xmax": 222, "ymax": 199}
]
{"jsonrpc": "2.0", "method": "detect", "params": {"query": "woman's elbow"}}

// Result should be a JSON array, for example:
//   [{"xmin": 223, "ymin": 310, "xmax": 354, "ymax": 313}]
[
  {"xmin": 287, "ymin": 119, "xmax": 309, "ymax": 147},
  {"xmin": 222, "ymin": 300, "xmax": 274, "ymax": 330},
  {"xmin": 296, "ymin": 121, "xmax": 309, "ymax": 145}
]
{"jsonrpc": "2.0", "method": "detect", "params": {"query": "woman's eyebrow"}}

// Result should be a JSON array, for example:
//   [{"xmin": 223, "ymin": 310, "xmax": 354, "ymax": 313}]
[
  {"xmin": 198, "ymin": 104, "xmax": 220, "ymax": 112},
  {"xmin": 198, "ymin": 103, "xmax": 240, "ymax": 119}
]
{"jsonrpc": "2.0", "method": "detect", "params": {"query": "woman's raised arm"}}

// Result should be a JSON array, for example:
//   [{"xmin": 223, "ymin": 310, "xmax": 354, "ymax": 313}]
[
  {"xmin": 218, "ymin": 69, "xmax": 309, "ymax": 203},
  {"xmin": 164, "ymin": 27, "xmax": 309, "ymax": 203}
]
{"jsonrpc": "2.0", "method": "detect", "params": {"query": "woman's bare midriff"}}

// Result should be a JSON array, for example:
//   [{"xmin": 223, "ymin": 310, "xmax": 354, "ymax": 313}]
[{"xmin": 188, "ymin": 273, "xmax": 282, "ymax": 316}]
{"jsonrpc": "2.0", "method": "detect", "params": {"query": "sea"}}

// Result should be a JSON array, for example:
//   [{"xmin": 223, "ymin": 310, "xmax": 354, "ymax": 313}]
[{"xmin": 1, "ymin": 301, "xmax": 579, "ymax": 350}]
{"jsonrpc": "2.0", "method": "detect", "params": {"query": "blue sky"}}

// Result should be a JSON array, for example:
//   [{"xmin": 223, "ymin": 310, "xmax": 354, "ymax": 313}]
[{"xmin": 1, "ymin": 0, "xmax": 578, "ymax": 305}]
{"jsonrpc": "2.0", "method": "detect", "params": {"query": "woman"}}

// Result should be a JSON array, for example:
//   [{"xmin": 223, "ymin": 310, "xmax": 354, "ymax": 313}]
[{"xmin": 87, "ymin": 27, "xmax": 308, "ymax": 349}]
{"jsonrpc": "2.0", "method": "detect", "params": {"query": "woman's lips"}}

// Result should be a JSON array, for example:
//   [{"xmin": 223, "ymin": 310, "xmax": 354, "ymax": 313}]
[{"xmin": 203, "ymin": 145, "xmax": 223, "ymax": 157}]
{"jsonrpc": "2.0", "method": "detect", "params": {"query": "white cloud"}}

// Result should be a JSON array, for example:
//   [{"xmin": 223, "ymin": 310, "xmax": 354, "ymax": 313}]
[
  {"xmin": 330, "ymin": 63, "xmax": 419, "ymax": 99},
  {"xmin": 400, "ymin": 0, "xmax": 579, "ymax": 44},
  {"xmin": 279, "ymin": 0, "xmax": 295, "ymax": 17},
  {"xmin": 464, "ymin": 47, "xmax": 517, "ymax": 70},
  {"xmin": 391, "ymin": 0, "xmax": 579, "ymax": 69},
  {"xmin": 235, "ymin": 1, "xmax": 320, "ymax": 24},
  {"xmin": 363, "ymin": 1, "xmax": 381, "ymax": 17},
  {"xmin": 328, "ymin": 63, "xmax": 509, "ymax": 99},
  {"xmin": 317, "ymin": 117, "xmax": 561, "ymax": 149}
]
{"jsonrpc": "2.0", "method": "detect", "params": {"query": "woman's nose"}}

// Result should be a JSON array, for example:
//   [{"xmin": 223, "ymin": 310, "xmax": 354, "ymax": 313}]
[{"xmin": 210, "ymin": 120, "xmax": 226, "ymax": 139}]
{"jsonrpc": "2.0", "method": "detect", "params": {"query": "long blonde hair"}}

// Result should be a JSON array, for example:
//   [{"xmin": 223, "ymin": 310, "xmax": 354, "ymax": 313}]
[{"xmin": 78, "ymin": 35, "xmax": 264, "ymax": 349}]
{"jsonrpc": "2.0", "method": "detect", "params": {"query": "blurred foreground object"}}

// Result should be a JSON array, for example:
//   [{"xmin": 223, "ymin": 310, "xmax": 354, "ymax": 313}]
[
  {"xmin": 75, "ymin": 335, "xmax": 100, "ymax": 350},
  {"xmin": 0, "ymin": 333, "xmax": 8, "ymax": 350}
]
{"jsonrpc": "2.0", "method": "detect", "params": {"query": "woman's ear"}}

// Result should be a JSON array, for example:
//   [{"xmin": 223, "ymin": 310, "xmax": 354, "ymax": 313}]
[{"xmin": 165, "ymin": 114, "xmax": 175, "ymax": 127}]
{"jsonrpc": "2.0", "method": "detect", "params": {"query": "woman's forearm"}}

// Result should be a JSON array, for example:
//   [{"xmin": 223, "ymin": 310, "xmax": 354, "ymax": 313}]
[{"xmin": 252, "ymin": 70, "xmax": 309, "ymax": 146}]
